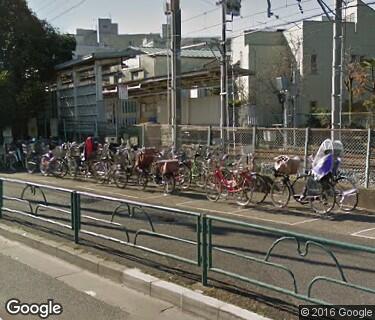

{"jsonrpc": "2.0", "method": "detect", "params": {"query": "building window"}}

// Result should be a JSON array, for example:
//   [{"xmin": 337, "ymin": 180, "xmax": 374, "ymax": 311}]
[{"xmin": 310, "ymin": 54, "xmax": 317, "ymax": 74}]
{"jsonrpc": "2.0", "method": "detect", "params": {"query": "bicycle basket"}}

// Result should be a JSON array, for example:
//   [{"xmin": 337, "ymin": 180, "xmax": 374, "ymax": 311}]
[{"xmin": 274, "ymin": 155, "xmax": 301, "ymax": 175}]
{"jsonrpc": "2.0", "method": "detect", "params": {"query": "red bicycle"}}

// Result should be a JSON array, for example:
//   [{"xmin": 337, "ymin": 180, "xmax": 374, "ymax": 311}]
[{"xmin": 205, "ymin": 156, "xmax": 268, "ymax": 206}]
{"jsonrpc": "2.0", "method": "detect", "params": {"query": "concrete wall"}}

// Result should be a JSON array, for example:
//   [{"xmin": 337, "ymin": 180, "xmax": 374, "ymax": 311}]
[
  {"xmin": 233, "ymin": 1, "xmax": 375, "ymax": 126},
  {"xmin": 232, "ymin": 31, "xmax": 291, "ymax": 126},
  {"xmin": 157, "ymin": 95, "xmax": 220, "ymax": 125},
  {"xmin": 285, "ymin": 0, "xmax": 375, "ymax": 120},
  {"xmin": 152, "ymin": 56, "xmax": 219, "ymax": 77}
]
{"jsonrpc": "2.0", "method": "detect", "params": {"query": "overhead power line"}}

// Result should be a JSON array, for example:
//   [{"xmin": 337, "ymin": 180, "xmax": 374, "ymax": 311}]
[{"xmin": 49, "ymin": 0, "xmax": 87, "ymax": 22}]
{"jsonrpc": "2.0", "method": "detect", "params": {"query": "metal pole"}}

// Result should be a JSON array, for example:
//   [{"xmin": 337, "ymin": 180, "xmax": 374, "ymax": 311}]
[
  {"xmin": 283, "ymin": 93, "xmax": 288, "ymax": 147},
  {"xmin": 71, "ymin": 191, "xmax": 81, "ymax": 244},
  {"xmin": 166, "ymin": 14, "xmax": 171, "ymax": 127},
  {"xmin": 252, "ymin": 126, "xmax": 257, "ymax": 154},
  {"xmin": 170, "ymin": 0, "xmax": 181, "ymax": 149},
  {"xmin": 0, "ymin": 180, "xmax": 3, "ymax": 218},
  {"xmin": 201, "ymin": 214, "xmax": 208, "ymax": 286},
  {"xmin": 141, "ymin": 124, "xmax": 145, "ymax": 147},
  {"xmin": 63, "ymin": 119, "xmax": 67, "ymax": 141},
  {"xmin": 115, "ymin": 102, "xmax": 119, "ymax": 142},
  {"xmin": 304, "ymin": 127, "xmax": 310, "ymax": 173},
  {"xmin": 207, "ymin": 125, "xmax": 212, "ymax": 147},
  {"xmin": 331, "ymin": 0, "xmax": 343, "ymax": 140},
  {"xmin": 365, "ymin": 128, "xmax": 372, "ymax": 188},
  {"xmin": 220, "ymin": 0, "xmax": 227, "ymax": 142},
  {"xmin": 232, "ymin": 63, "xmax": 236, "ymax": 152}
]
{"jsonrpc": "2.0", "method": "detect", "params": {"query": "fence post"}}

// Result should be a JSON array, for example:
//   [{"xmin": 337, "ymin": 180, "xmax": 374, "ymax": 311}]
[
  {"xmin": 95, "ymin": 119, "xmax": 98, "ymax": 137},
  {"xmin": 252, "ymin": 126, "xmax": 257, "ymax": 153},
  {"xmin": 304, "ymin": 127, "xmax": 310, "ymax": 173},
  {"xmin": 207, "ymin": 126, "xmax": 212, "ymax": 147},
  {"xmin": 141, "ymin": 124, "xmax": 145, "ymax": 147},
  {"xmin": 71, "ymin": 191, "xmax": 81, "ymax": 244},
  {"xmin": 201, "ymin": 214, "xmax": 208, "ymax": 286},
  {"xmin": 63, "ymin": 119, "xmax": 67, "ymax": 141},
  {"xmin": 0, "ymin": 180, "xmax": 3, "ymax": 218},
  {"xmin": 365, "ymin": 128, "xmax": 372, "ymax": 188}
]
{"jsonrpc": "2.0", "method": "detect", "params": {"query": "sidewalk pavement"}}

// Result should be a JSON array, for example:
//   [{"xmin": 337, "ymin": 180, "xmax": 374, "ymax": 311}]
[{"xmin": 0, "ymin": 235, "xmax": 205, "ymax": 320}]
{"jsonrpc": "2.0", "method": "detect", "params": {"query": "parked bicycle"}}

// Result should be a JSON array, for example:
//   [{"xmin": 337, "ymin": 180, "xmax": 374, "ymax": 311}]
[
  {"xmin": 205, "ymin": 154, "xmax": 268, "ymax": 206},
  {"xmin": 134, "ymin": 148, "xmax": 178, "ymax": 194},
  {"xmin": 270, "ymin": 139, "xmax": 353, "ymax": 214}
]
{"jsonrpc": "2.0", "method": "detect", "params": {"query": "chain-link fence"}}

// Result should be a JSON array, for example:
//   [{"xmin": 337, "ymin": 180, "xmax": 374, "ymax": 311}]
[{"xmin": 141, "ymin": 124, "xmax": 374, "ymax": 189}]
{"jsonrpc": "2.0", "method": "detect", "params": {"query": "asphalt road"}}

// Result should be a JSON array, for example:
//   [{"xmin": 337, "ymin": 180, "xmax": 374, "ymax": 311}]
[{"xmin": 1, "ymin": 172, "xmax": 375, "ymax": 319}]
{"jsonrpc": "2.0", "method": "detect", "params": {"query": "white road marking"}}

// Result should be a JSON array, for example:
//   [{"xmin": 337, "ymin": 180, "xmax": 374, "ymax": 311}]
[
  {"xmin": 351, "ymin": 227, "xmax": 375, "ymax": 239},
  {"xmin": 175, "ymin": 200, "xmax": 197, "ymax": 206},
  {"xmin": 290, "ymin": 218, "xmax": 320, "ymax": 226},
  {"xmin": 39, "ymin": 180, "xmax": 51, "ymax": 184},
  {"xmin": 109, "ymin": 192, "xmax": 139, "ymax": 199},
  {"xmin": 144, "ymin": 194, "xmax": 169, "ymax": 200},
  {"xmin": 176, "ymin": 204, "xmax": 243, "ymax": 215},
  {"xmin": 78, "ymin": 186, "xmax": 139, "ymax": 199},
  {"xmin": 84, "ymin": 290, "xmax": 97, "ymax": 297},
  {"xmin": 176, "ymin": 203, "xmax": 319, "ymax": 226},
  {"xmin": 79, "ymin": 186, "xmax": 96, "ymax": 191}
]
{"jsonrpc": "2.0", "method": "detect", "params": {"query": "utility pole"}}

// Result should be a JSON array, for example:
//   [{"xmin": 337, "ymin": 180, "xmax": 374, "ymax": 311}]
[
  {"xmin": 220, "ymin": 0, "xmax": 227, "ymax": 142},
  {"xmin": 170, "ymin": 0, "xmax": 181, "ymax": 149},
  {"xmin": 331, "ymin": 0, "xmax": 343, "ymax": 140}
]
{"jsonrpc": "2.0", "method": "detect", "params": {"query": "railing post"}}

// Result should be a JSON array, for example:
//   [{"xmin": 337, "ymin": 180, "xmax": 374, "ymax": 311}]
[
  {"xmin": 201, "ymin": 214, "xmax": 208, "ymax": 286},
  {"xmin": 304, "ymin": 127, "xmax": 310, "ymax": 173},
  {"xmin": 365, "ymin": 128, "xmax": 372, "ymax": 188},
  {"xmin": 0, "ymin": 180, "xmax": 3, "ymax": 218},
  {"xmin": 252, "ymin": 126, "xmax": 257, "ymax": 154},
  {"xmin": 71, "ymin": 191, "xmax": 81, "ymax": 244}
]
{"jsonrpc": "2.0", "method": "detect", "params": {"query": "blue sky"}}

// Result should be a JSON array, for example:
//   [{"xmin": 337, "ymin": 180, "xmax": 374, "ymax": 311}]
[{"xmin": 25, "ymin": 0, "xmax": 352, "ymax": 37}]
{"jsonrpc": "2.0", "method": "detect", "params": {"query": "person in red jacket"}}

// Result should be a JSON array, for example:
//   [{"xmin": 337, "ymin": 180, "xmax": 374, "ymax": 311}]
[{"xmin": 84, "ymin": 135, "xmax": 94, "ymax": 161}]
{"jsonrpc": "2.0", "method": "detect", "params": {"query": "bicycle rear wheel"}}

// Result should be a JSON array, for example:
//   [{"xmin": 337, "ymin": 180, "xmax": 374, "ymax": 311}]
[
  {"xmin": 163, "ymin": 174, "xmax": 176, "ymax": 194},
  {"xmin": 270, "ymin": 176, "xmax": 291, "ymax": 208},
  {"xmin": 53, "ymin": 160, "xmax": 68, "ymax": 178},
  {"xmin": 310, "ymin": 181, "xmax": 336, "ymax": 214},
  {"xmin": 335, "ymin": 176, "xmax": 358, "ymax": 212},
  {"xmin": 247, "ymin": 174, "xmax": 269, "ymax": 204},
  {"xmin": 291, "ymin": 174, "xmax": 310, "ymax": 205},
  {"xmin": 177, "ymin": 164, "xmax": 191, "ymax": 190},
  {"xmin": 93, "ymin": 161, "xmax": 108, "ymax": 184},
  {"xmin": 205, "ymin": 174, "xmax": 221, "ymax": 202},
  {"xmin": 26, "ymin": 157, "xmax": 38, "ymax": 174}
]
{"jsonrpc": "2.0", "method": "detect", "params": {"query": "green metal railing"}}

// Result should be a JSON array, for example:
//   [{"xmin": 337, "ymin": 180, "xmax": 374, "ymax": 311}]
[
  {"xmin": 1, "ymin": 177, "xmax": 375, "ymax": 305},
  {"xmin": 203, "ymin": 215, "xmax": 375, "ymax": 304}
]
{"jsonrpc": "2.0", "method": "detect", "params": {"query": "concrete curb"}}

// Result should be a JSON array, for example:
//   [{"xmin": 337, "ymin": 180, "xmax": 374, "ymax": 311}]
[{"xmin": 0, "ymin": 222, "xmax": 271, "ymax": 320}]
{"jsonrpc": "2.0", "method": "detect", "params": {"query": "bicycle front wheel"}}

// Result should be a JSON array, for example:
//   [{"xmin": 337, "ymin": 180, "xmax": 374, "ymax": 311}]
[
  {"xmin": 270, "ymin": 176, "xmax": 291, "ymax": 208},
  {"xmin": 114, "ymin": 169, "xmax": 128, "ymax": 189},
  {"xmin": 335, "ymin": 176, "xmax": 358, "ymax": 212}
]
